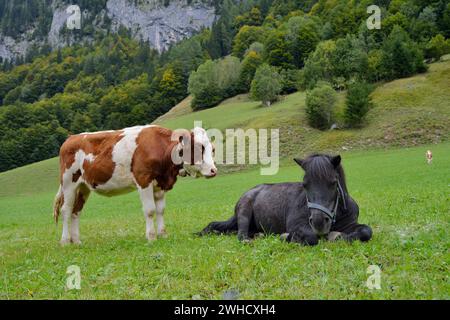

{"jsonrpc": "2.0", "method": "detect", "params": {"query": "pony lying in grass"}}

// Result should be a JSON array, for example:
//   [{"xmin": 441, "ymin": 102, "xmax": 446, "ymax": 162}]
[{"xmin": 199, "ymin": 154, "xmax": 372, "ymax": 245}]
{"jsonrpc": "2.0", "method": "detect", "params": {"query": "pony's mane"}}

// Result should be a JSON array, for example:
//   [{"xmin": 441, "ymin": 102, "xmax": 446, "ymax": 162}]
[{"xmin": 303, "ymin": 154, "xmax": 348, "ymax": 194}]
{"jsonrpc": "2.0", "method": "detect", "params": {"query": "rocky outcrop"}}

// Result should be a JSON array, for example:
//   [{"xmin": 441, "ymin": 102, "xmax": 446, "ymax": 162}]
[
  {"xmin": 0, "ymin": 0, "xmax": 216, "ymax": 61},
  {"xmin": 107, "ymin": 0, "xmax": 215, "ymax": 52}
]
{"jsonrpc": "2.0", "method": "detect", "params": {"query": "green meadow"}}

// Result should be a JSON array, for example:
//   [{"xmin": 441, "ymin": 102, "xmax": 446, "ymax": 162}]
[
  {"xmin": 0, "ymin": 143, "xmax": 448, "ymax": 299},
  {"xmin": 0, "ymin": 61, "xmax": 449, "ymax": 300}
]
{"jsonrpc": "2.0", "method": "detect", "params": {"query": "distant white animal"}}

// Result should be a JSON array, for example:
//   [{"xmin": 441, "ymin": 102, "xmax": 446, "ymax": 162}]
[{"xmin": 426, "ymin": 150, "xmax": 433, "ymax": 164}]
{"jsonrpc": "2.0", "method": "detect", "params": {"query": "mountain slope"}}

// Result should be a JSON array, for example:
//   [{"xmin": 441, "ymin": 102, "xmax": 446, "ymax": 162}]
[{"xmin": 157, "ymin": 61, "xmax": 450, "ymax": 156}]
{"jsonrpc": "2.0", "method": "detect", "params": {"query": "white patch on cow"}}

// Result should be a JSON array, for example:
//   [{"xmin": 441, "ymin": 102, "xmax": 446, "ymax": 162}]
[
  {"xmin": 183, "ymin": 127, "xmax": 217, "ymax": 177},
  {"xmin": 80, "ymin": 130, "xmax": 116, "ymax": 135},
  {"xmin": 138, "ymin": 182, "xmax": 157, "ymax": 241},
  {"xmin": 94, "ymin": 125, "xmax": 157, "ymax": 193}
]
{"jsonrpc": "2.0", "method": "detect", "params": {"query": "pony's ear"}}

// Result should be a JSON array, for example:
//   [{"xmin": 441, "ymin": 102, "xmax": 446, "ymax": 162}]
[
  {"xmin": 331, "ymin": 155, "xmax": 341, "ymax": 168},
  {"xmin": 293, "ymin": 158, "xmax": 304, "ymax": 169}
]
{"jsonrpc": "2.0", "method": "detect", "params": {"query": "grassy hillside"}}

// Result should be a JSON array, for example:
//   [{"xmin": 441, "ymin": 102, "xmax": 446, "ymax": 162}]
[
  {"xmin": 157, "ymin": 61, "xmax": 450, "ymax": 157},
  {"xmin": 0, "ymin": 142, "xmax": 448, "ymax": 299}
]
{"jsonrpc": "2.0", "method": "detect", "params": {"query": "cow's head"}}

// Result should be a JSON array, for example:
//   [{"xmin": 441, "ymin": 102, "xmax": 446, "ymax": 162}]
[{"xmin": 172, "ymin": 127, "xmax": 217, "ymax": 178}]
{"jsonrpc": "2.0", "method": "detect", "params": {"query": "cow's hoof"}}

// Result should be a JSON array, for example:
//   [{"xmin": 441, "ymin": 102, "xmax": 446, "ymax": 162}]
[
  {"xmin": 71, "ymin": 239, "xmax": 82, "ymax": 245},
  {"xmin": 146, "ymin": 233, "xmax": 157, "ymax": 241},
  {"xmin": 158, "ymin": 232, "xmax": 168, "ymax": 239},
  {"xmin": 327, "ymin": 232, "xmax": 343, "ymax": 242},
  {"xmin": 60, "ymin": 239, "xmax": 71, "ymax": 246}
]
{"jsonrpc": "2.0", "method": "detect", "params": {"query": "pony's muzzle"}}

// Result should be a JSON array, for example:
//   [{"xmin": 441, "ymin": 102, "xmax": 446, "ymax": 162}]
[{"xmin": 309, "ymin": 211, "xmax": 332, "ymax": 235}]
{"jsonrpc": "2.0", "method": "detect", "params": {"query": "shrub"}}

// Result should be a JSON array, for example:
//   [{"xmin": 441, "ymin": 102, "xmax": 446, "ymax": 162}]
[
  {"xmin": 344, "ymin": 81, "xmax": 373, "ymax": 128},
  {"xmin": 188, "ymin": 56, "xmax": 242, "ymax": 110},
  {"xmin": 305, "ymin": 82, "xmax": 337, "ymax": 130},
  {"xmin": 250, "ymin": 64, "xmax": 282, "ymax": 107},
  {"xmin": 425, "ymin": 34, "xmax": 450, "ymax": 60},
  {"xmin": 279, "ymin": 68, "xmax": 301, "ymax": 94}
]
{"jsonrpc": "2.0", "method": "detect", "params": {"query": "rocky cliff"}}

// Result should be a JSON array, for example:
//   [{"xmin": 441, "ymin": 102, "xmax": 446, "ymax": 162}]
[{"xmin": 0, "ymin": 0, "xmax": 216, "ymax": 61}]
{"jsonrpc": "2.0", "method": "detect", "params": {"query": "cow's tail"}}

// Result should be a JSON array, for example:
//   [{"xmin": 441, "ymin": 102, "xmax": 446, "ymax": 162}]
[
  {"xmin": 197, "ymin": 215, "xmax": 238, "ymax": 236},
  {"xmin": 53, "ymin": 185, "xmax": 63, "ymax": 224}
]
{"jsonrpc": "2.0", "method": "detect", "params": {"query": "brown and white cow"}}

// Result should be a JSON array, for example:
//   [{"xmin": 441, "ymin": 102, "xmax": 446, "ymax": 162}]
[{"xmin": 53, "ymin": 125, "xmax": 217, "ymax": 245}]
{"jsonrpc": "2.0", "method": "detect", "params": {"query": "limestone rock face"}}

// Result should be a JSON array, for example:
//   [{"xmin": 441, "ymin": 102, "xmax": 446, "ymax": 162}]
[{"xmin": 0, "ymin": 0, "xmax": 216, "ymax": 61}]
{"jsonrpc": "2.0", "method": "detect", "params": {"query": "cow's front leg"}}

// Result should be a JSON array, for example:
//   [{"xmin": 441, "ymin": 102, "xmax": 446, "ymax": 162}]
[
  {"xmin": 154, "ymin": 189, "xmax": 167, "ymax": 238},
  {"xmin": 138, "ymin": 185, "xmax": 157, "ymax": 241}
]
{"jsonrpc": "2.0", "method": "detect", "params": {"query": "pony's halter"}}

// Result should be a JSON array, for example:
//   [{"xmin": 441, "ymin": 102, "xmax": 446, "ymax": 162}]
[{"xmin": 306, "ymin": 180, "xmax": 347, "ymax": 224}]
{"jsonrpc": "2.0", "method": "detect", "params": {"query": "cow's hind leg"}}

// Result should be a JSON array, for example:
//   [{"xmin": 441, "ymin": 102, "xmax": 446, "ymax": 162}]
[
  {"xmin": 60, "ymin": 183, "xmax": 77, "ymax": 245},
  {"xmin": 138, "ymin": 185, "xmax": 157, "ymax": 241},
  {"xmin": 70, "ymin": 184, "xmax": 90, "ymax": 245},
  {"xmin": 154, "ymin": 189, "xmax": 167, "ymax": 238}
]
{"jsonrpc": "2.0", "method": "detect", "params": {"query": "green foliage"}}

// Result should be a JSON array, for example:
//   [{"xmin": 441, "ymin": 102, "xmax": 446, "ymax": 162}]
[
  {"xmin": 279, "ymin": 68, "xmax": 301, "ymax": 94},
  {"xmin": 238, "ymin": 50, "xmax": 263, "ymax": 92},
  {"xmin": 367, "ymin": 49, "xmax": 384, "ymax": 82},
  {"xmin": 250, "ymin": 63, "xmax": 282, "ymax": 106},
  {"xmin": 381, "ymin": 26, "xmax": 427, "ymax": 79},
  {"xmin": 234, "ymin": 6, "xmax": 263, "ymax": 28},
  {"xmin": 411, "ymin": 5, "xmax": 439, "ymax": 42},
  {"xmin": 305, "ymin": 82, "xmax": 337, "ymax": 130},
  {"xmin": 100, "ymin": 73, "xmax": 154, "ymax": 129},
  {"xmin": 425, "ymin": 34, "xmax": 450, "ymax": 60},
  {"xmin": 232, "ymin": 25, "xmax": 266, "ymax": 58},
  {"xmin": 151, "ymin": 62, "xmax": 187, "ymax": 114},
  {"xmin": 188, "ymin": 56, "xmax": 242, "ymax": 110},
  {"xmin": 332, "ymin": 35, "xmax": 368, "ymax": 81},
  {"xmin": 344, "ymin": 81, "xmax": 373, "ymax": 128},
  {"xmin": 285, "ymin": 15, "xmax": 320, "ymax": 68},
  {"xmin": 302, "ymin": 40, "xmax": 337, "ymax": 89},
  {"xmin": 0, "ymin": 0, "xmax": 53, "ymax": 38},
  {"xmin": 263, "ymin": 29, "xmax": 294, "ymax": 69}
]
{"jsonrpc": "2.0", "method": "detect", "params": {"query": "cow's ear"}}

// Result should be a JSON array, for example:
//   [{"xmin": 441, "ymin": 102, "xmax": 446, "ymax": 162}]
[
  {"xmin": 331, "ymin": 155, "xmax": 341, "ymax": 168},
  {"xmin": 178, "ymin": 132, "xmax": 192, "ymax": 146},
  {"xmin": 294, "ymin": 158, "xmax": 304, "ymax": 169}
]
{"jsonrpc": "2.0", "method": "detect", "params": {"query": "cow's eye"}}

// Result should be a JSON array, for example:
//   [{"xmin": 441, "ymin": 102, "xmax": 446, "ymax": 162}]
[{"xmin": 202, "ymin": 145, "xmax": 205, "ymax": 155}]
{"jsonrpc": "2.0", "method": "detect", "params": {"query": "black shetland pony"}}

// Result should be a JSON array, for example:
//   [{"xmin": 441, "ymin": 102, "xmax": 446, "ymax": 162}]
[{"xmin": 199, "ymin": 154, "xmax": 372, "ymax": 245}]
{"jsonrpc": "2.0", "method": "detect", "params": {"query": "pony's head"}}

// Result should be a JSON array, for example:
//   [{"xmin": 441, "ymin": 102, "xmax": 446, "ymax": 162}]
[{"xmin": 294, "ymin": 154, "xmax": 347, "ymax": 236}]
